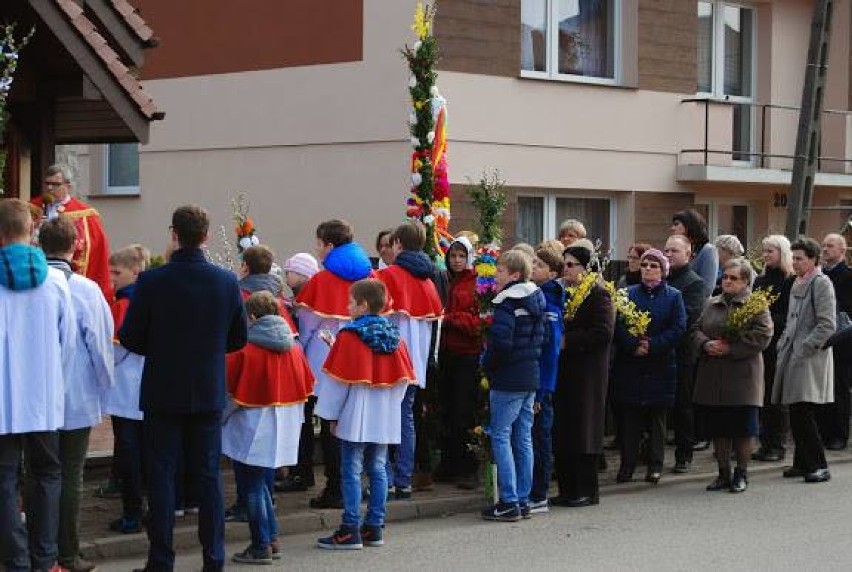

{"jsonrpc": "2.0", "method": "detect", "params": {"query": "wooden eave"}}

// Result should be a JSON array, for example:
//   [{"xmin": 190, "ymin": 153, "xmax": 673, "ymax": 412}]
[{"xmin": 27, "ymin": 0, "xmax": 163, "ymax": 144}]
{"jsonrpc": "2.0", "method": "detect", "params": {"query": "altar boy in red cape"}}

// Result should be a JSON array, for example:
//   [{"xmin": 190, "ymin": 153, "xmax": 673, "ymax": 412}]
[
  {"xmin": 31, "ymin": 164, "xmax": 112, "ymax": 299},
  {"xmin": 294, "ymin": 219, "xmax": 375, "ymax": 509},
  {"xmin": 377, "ymin": 221, "xmax": 443, "ymax": 499},
  {"xmin": 315, "ymin": 279, "xmax": 416, "ymax": 550}
]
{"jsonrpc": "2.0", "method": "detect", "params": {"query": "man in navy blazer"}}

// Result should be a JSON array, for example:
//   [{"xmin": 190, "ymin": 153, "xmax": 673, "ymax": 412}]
[{"xmin": 120, "ymin": 205, "xmax": 247, "ymax": 572}]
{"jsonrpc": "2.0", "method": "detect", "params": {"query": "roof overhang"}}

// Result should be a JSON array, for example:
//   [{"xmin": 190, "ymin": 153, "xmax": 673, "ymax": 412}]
[{"xmin": 27, "ymin": 0, "xmax": 163, "ymax": 144}]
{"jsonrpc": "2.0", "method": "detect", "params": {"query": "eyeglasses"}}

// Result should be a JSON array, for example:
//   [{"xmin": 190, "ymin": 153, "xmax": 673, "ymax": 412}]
[
  {"xmin": 626, "ymin": 255, "xmax": 640, "ymax": 261},
  {"xmin": 722, "ymin": 274, "xmax": 741, "ymax": 282},
  {"xmin": 640, "ymin": 262, "xmax": 661, "ymax": 269},
  {"xmin": 564, "ymin": 261, "xmax": 584, "ymax": 269}
]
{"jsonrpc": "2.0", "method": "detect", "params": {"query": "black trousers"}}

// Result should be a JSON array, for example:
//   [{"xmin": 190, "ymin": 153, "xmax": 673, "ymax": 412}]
[
  {"xmin": 620, "ymin": 406, "xmax": 666, "ymax": 472},
  {"xmin": 759, "ymin": 346, "xmax": 789, "ymax": 451},
  {"xmin": 673, "ymin": 356, "xmax": 696, "ymax": 463},
  {"xmin": 554, "ymin": 452, "xmax": 599, "ymax": 501},
  {"xmin": 790, "ymin": 402, "xmax": 828, "ymax": 473},
  {"xmin": 816, "ymin": 350, "xmax": 851, "ymax": 445},
  {"xmin": 437, "ymin": 351, "xmax": 480, "ymax": 477},
  {"xmin": 289, "ymin": 396, "xmax": 317, "ymax": 480},
  {"xmin": 319, "ymin": 419, "xmax": 340, "ymax": 494}
]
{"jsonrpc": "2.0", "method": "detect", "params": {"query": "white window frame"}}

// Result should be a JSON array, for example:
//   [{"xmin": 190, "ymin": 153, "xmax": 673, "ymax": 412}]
[
  {"xmin": 516, "ymin": 192, "xmax": 617, "ymax": 250},
  {"xmin": 696, "ymin": 1, "xmax": 758, "ymax": 165},
  {"xmin": 102, "ymin": 143, "xmax": 141, "ymax": 196},
  {"xmin": 520, "ymin": 0, "xmax": 622, "ymax": 86}
]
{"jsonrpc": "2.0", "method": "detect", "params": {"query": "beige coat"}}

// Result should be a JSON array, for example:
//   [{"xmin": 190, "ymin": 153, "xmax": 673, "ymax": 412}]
[
  {"xmin": 691, "ymin": 290, "xmax": 773, "ymax": 407},
  {"xmin": 772, "ymin": 272, "xmax": 836, "ymax": 405}
]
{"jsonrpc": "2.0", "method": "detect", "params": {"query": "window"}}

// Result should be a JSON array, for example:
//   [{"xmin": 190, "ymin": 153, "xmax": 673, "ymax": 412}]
[
  {"xmin": 521, "ymin": 0, "xmax": 619, "ymax": 83},
  {"xmin": 515, "ymin": 194, "xmax": 613, "ymax": 251},
  {"xmin": 104, "ymin": 143, "xmax": 140, "ymax": 195},
  {"xmin": 697, "ymin": 2, "xmax": 756, "ymax": 162},
  {"xmin": 696, "ymin": 201, "xmax": 752, "ymax": 246}
]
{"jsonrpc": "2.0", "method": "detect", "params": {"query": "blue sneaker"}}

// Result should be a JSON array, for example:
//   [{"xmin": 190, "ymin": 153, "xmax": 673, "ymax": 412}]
[
  {"xmin": 317, "ymin": 526, "xmax": 363, "ymax": 550},
  {"xmin": 108, "ymin": 516, "xmax": 143, "ymax": 534},
  {"xmin": 481, "ymin": 502, "xmax": 521, "ymax": 522},
  {"xmin": 360, "ymin": 524, "xmax": 384, "ymax": 547}
]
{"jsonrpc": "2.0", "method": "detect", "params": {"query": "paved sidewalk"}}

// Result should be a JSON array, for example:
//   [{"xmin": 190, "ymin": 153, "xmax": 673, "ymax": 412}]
[{"xmin": 76, "ymin": 442, "xmax": 852, "ymax": 562}]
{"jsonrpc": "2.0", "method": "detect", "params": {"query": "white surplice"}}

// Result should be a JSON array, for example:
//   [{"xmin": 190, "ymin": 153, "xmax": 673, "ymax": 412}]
[{"xmin": 0, "ymin": 268, "xmax": 76, "ymax": 434}]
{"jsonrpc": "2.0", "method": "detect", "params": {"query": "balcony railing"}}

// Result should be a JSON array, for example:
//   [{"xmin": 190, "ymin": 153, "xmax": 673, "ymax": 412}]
[{"xmin": 679, "ymin": 97, "xmax": 852, "ymax": 174}]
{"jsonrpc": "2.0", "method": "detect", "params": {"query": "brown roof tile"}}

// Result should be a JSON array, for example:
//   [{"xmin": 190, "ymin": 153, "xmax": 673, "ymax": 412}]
[
  {"xmin": 109, "ymin": 0, "xmax": 155, "ymax": 44},
  {"xmin": 54, "ymin": 0, "xmax": 159, "ymax": 119}
]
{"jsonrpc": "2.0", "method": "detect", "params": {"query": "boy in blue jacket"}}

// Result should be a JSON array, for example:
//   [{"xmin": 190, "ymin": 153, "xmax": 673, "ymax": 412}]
[
  {"xmin": 482, "ymin": 250, "xmax": 547, "ymax": 522},
  {"xmin": 529, "ymin": 245, "xmax": 565, "ymax": 513}
]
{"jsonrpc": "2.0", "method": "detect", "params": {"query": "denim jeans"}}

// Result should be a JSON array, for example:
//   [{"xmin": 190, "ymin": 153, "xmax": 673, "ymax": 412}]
[
  {"xmin": 340, "ymin": 440, "xmax": 388, "ymax": 528},
  {"xmin": 489, "ymin": 390, "xmax": 535, "ymax": 505},
  {"xmin": 530, "ymin": 393, "xmax": 554, "ymax": 502},
  {"xmin": 58, "ymin": 427, "xmax": 91, "ymax": 567},
  {"xmin": 233, "ymin": 467, "xmax": 275, "ymax": 511},
  {"xmin": 0, "ymin": 431, "xmax": 61, "ymax": 572},
  {"xmin": 232, "ymin": 462, "xmax": 278, "ymax": 550},
  {"xmin": 112, "ymin": 417, "xmax": 145, "ymax": 520},
  {"xmin": 386, "ymin": 385, "xmax": 417, "ymax": 489}
]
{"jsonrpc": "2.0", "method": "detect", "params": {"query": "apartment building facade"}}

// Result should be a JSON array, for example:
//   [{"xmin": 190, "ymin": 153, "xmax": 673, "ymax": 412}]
[{"xmin": 65, "ymin": 0, "xmax": 852, "ymax": 258}]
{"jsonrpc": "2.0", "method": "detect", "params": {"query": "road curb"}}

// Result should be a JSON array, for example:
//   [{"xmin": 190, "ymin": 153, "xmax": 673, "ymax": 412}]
[{"xmin": 80, "ymin": 453, "xmax": 852, "ymax": 562}]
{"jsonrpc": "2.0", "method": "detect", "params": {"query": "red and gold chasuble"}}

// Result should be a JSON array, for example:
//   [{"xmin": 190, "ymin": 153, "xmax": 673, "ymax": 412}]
[{"xmin": 31, "ymin": 195, "xmax": 112, "ymax": 299}]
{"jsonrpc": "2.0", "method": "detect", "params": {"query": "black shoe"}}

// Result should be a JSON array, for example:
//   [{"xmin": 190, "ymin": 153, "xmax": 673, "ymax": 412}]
[
  {"xmin": 783, "ymin": 466, "xmax": 805, "ymax": 478},
  {"xmin": 645, "ymin": 471, "xmax": 661, "ymax": 485},
  {"xmin": 825, "ymin": 439, "xmax": 847, "ymax": 451},
  {"xmin": 563, "ymin": 496, "xmax": 599, "ymax": 508},
  {"xmin": 754, "ymin": 448, "xmax": 785, "ymax": 462},
  {"xmin": 692, "ymin": 440, "xmax": 711, "ymax": 452},
  {"xmin": 309, "ymin": 490, "xmax": 344, "ymax": 509},
  {"xmin": 274, "ymin": 475, "xmax": 310, "ymax": 493},
  {"xmin": 706, "ymin": 475, "xmax": 731, "ymax": 491},
  {"xmin": 615, "ymin": 467, "xmax": 633, "ymax": 483},
  {"xmin": 804, "ymin": 468, "xmax": 831, "ymax": 483},
  {"xmin": 729, "ymin": 468, "xmax": 748, "ymax": 493},
  {"xmin": 672, "ymin": 461, "xmax": 691, "ymax": 474}
]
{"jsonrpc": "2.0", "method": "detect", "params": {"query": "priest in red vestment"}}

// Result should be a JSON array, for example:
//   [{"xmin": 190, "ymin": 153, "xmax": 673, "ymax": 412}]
[{"xmin": 31, "ymin": 164, "xmax": 112, "ymax": 299}]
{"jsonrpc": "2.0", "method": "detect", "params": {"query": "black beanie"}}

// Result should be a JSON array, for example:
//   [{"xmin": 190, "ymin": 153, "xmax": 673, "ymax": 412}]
[{"xmin": 564, "ymin": 245, "xmax": 591, "ymax": 267}]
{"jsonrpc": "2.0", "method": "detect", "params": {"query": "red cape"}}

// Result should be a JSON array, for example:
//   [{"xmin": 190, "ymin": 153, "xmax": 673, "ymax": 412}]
[
  {"xmin": 110, "ymin": 297, "xmax": 130, "ymax": 343},
  {"xmin": 226, "ymin": 344, "xmax": 315, "ymax": 407},
  {"xmin": 295, "ymin": 269, "xmax": 385, "ymax": 319},
  {"xmin": 240, "ymin": 289, "xmax": 298, "ymax": 333},
  {"xmin": 378, "ymin": 265, "xmax": 442, "ymax": 319},
  {"xmin": 31, "ymin": 195, "xmax": 113, "ymax": 300},
  {"xmin": 322, "ymin": 330, "xmax": 416, "ymax": 386}
]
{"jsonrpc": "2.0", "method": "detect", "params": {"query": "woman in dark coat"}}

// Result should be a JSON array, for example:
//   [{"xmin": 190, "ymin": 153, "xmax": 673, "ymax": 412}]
[
  {"xmin": 551, "ymin": 246, "xmax": 615, "ymax": 507},
  {"xmin": 751, "ymin": 235, "xmax": 793, "ymax": 462},
  {"xmin": 613, "ymin": 249, "xmax": 687, "ymax": 484}
]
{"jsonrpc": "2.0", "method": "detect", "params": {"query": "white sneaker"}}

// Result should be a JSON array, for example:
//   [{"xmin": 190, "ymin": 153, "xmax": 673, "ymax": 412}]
[
  {"xmin": 174, "ymin": 509, "xmax": 185, "ymax": 517},
  {"xmin": 528, "ymin": 499, "xmax": 549, "ymax": 514}
]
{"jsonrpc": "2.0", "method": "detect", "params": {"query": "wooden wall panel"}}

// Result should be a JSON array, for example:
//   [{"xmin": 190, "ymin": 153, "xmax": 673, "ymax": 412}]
[{"xmin": 638, "ymin": 0, "xmax": 697, "ymax": 94}]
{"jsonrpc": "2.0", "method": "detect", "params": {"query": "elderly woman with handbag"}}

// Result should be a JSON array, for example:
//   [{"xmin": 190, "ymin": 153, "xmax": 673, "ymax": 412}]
[{"xmin": 692, "ymin": 258, "xmax": 773, "ymax": 493}]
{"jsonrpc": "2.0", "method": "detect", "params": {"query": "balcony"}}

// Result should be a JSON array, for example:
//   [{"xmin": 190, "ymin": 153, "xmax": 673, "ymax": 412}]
[{"xmin": 677, "ymin": 98, "xmax": 852, "ymax": 187}]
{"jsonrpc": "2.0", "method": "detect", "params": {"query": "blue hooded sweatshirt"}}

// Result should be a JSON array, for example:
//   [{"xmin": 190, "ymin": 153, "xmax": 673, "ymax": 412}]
[
  {"xmin": 323, "ymin": 242, "xmax": 373, "ymax": 282},
  {"xmin": 394, "ymin": 250, "xmax": 434, "ymax": 279},
  {"xmin": 538, "ymin": 279, "xmax": 565, "ymax": 399},
  {"xmin": 0, "ymin": 244, "xmax": 49, "ymax": 291}
]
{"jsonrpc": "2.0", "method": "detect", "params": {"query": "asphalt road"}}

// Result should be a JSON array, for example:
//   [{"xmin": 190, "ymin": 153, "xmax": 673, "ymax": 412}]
[{"xmin": 99, "ymin": 463, "xmax": 852, "ymax": 571}]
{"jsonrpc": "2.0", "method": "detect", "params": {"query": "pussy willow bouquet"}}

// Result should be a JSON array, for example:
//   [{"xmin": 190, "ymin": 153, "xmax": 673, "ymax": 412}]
[
  {"xmin": 722, "ymin": 287, "xmax": 778, "ymax": 341},
  {"xmin": 604, "ymin": 281, "xmax": 652, "ymax": 338},
  {"xmin": 564, "ymin": 271, "xmax": 598, "ymax": 321}
]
